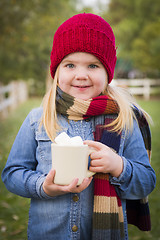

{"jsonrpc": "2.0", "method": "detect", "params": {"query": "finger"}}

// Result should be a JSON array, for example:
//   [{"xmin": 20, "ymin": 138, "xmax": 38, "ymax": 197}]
[
  {"xmin": 82, "ymin": 177, "xmax": 93, "ymax": 187},
  {"xmin": 84, "ymin": 140, "xmax": 106, "ymax": 150},
  {"xmin": 68, "ymin": 177, "xmax": 92, "ymax": 193},
  {"xmin": 90, "ymin": 159, "xmax": 102, "ymax": 167},
  {"xmin": 90, "ymin": 151, "xmax": 102, "ymax": 160},
  {"xmin": 45, "ymin": 169, "xmax": 56, "ymax": 184},
  {"xmin": 89, "ymin": 166, "xmax": 105, "ymax": 173},
  {"xmin": 75, "ymin": 177, "xmax": 93, "ymax": 193},
  {"xmin": 65, "ymin": 178, "xmax": 79, "ymax": 192}
]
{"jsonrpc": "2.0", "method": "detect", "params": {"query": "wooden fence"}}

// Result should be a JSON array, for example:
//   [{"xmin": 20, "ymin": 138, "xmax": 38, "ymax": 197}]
[
  {"xmin": 111, "ymin": 79, "xmax": 160, "ymax": 100},
  {"xmin": 0, "ymin": 81, "xmax": 28, "ymax": 118},
  {"xmin": 0, "ymin": 79, "xmax": 160, "ymax": 118}
]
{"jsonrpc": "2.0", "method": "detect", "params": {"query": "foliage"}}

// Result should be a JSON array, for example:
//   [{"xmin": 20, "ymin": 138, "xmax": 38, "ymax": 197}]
[
  {"xmin": 1, "ymin": 0, "xmax": 160, "ymax": 85},
  {"xmin": 132, "ymin": 20, "xmax": 160, "ymax": 77},
  {"xmin": 0, "ymin": 0, "xmax": 77, "ymax": 84},
  {"xmin": 103, "ymin": 0, "xmax": 160, "ymax": 78}
]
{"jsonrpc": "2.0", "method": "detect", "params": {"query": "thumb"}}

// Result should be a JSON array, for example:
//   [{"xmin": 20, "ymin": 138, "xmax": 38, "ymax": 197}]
[{"xmin": 45, "ymin": 169, "xmax": 56, "ymax": 184}]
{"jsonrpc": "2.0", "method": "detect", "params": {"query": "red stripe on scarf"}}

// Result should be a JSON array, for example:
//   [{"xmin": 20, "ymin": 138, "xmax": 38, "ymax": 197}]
[
  {"xmin": 94, "ymin": 178, "xmax": 117, "ymax": 197},
  {"xmin": 94, "ymin": 178, "xmax": 122, "ymax": 208},
  {"xmin": 84, "ymin": 96, "xmax": 108, "ymax": 118}
]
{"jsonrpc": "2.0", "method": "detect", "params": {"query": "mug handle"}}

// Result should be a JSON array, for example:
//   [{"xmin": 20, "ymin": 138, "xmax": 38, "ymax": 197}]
[{"xmin": 86, "ymin": 147, "xmax": 96, "ymax": 177}]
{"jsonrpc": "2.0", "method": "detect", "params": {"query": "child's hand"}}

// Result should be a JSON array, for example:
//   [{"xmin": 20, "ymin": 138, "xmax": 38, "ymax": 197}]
[
  {"xmin": 84, "ymin": 140, "xmax": 123, "ymax": 178},
  {"xmin": 42, "ymin": 169, "xmax": 93, "ymax": 197}
]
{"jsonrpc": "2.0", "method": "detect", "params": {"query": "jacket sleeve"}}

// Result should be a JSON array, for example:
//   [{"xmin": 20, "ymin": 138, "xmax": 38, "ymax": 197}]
[
  {"xmin": 110, "ymin": 120, "xmax": 156, "ymax": 199},
  {"xmin": 1, "ymin": 111, "xmax": 47, "ymax": 199}
]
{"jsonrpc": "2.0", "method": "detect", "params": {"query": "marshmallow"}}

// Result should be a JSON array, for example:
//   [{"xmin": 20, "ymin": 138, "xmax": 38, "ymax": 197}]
[
  {"xmin": 54, "ymin": 132, "xmax": 83, "ymax": 146},
  {"xmin": 70, "ymin": 136, "xmax": 84, "ymax": 146},
  {"xmin": 54, "ymin": 132, "xmax": 71, "ymax": 145}
]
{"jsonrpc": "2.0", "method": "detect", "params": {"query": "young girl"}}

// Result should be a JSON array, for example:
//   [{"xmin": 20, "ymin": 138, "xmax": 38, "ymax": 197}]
[{"xmin": 2, "ymin": 13, "xmax": 156, "ymax": 240}]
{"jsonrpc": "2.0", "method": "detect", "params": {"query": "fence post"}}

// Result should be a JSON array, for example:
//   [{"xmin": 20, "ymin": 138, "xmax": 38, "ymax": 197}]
[
  {"xmin": 0, "ymin": 83, "xmax": 8, "ymax": 117},
  {"xmin": 143, "ymin": 80, "xmax": 150, "ymax": 100},
  {"xmin": 0, "ymin": 81, "xmax": 28, "ymax": 118},
  {"xmin": 9, "ymin": 82, "xmax": 18, "ymax": 110}
]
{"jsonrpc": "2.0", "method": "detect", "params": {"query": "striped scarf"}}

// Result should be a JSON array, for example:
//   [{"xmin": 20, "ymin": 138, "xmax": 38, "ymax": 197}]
[{"xmin": 56, "ymin": 87, "xmax": 151, "ymax": 239}]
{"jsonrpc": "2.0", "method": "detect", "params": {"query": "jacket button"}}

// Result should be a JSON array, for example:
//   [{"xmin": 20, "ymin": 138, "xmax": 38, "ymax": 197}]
[
  {"xmin": 72, "ymin": 194, "xmax": 79, "ymax": 202},
  {"xmin": 72, "ymin": 225, "xmax": 78, "ymax": 232}
]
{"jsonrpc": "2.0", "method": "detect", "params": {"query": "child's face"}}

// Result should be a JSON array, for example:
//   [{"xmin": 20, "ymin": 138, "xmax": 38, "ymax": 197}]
[{"xmin": 58, "ymin": 52, "xmax": 108, "ymax": 100}]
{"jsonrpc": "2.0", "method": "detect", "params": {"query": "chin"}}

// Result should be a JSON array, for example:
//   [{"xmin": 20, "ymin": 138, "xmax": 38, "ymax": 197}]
[{"xmin": 75, "ymin": 96, "xmax": 86, "ymax": 100}]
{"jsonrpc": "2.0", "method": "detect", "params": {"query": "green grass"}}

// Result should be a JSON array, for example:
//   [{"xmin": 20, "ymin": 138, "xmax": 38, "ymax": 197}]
[
  {"xmin": 0, "ymin": 98, "xmax": 159, "ymax": 240},
  {"xmin": 128, "ymin": 99, "xmax": 160, "ymax": 240},
  {"xmin": 0, "ymin": 98, "xmax": 42, "ymax": 240}
]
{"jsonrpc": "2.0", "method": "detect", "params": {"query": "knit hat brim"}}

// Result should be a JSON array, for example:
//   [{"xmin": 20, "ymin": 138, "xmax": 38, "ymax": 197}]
[{"xmin": 50, "ymin": 13, "xmax": 117, "ymax": 84}]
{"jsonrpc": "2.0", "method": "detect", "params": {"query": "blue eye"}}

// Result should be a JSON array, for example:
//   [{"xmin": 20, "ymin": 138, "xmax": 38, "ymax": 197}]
[
  {"xmin": 66, "ymin": 63, "xmax": 74, "ymax": 68},
  {"xmin": 89, "ymin": 64, "xmax": 98, "ymax": 69}
]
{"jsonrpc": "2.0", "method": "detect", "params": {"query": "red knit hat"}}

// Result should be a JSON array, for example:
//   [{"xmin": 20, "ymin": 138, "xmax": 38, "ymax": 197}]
[{"xmin": 50, "ymin": 13, "xmax": 117, "ymax": 84}]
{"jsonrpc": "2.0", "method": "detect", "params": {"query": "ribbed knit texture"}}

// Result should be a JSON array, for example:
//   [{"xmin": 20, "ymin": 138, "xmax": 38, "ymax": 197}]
[
  {"xmin": 50, "ymin": 13, "xmax": 117, "ymax": 83},
  {"xmin": 56, "ymin": 87, "xmax": 152, "ymax": 239},
  {"xmin": 56, "ymin": 87, "xmax": 119, "ymax": 120},
  {"xmin": 92, "ymin": 119, "xmax": 124, "ymax": 239},
  {"xmin": 126, "ymin": 109, "xmax": 152, "ymax": 231}
]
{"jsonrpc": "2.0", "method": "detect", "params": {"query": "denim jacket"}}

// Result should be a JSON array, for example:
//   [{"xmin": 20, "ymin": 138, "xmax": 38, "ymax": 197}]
[{"xmin": 2, "ymin": 107, "xmax": 156, "ymax": 240}]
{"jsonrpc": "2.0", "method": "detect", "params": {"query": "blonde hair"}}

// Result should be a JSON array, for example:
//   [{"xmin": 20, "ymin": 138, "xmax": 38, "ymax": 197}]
[
  {"xmin": 41, "ymin": 67, "xmax": 60, "ymax": 141},
  {"xmin": 104, "ymin": 85, "xmax": 151, "ymax": 133},
  {"xmin": 41, "ymin": 68, "xmax": 151, "ymax": 142}
]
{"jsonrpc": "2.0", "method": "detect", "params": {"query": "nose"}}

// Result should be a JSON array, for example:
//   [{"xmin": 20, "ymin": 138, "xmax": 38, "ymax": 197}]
[
  {"xmin": 75, "ymin": 75, "xmax": 88, "ymax": 80},
  {"xmin": 75, "ymin": 68, "xmax": 88, "ymax": 80}
]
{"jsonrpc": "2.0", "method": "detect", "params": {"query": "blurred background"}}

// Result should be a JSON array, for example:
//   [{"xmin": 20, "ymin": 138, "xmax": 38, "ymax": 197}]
[
  {"xmin": 0, "ymin": 0, "xmax": 160, "ymax": 95},
  {"xmin": 0, "ymin": 0, "xmax": 160, "ymax": 239}
]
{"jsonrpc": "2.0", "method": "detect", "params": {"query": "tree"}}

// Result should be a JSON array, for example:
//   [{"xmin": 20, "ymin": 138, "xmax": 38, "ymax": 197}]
[
  {"xmin": 0, "ymin": 0, "xmax": 76, "ymax": 87},
  {"xmin": 132, "ymin": 20, "xmax": 160, "ymax": 76},
  {"xmin": 102, "ymin": 0, "xmax": 160, "ymax": 78}
]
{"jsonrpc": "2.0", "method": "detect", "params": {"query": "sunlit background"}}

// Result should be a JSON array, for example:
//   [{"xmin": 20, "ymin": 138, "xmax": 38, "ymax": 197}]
[{"xmin": 0, "ymin": 0, "xmax": 159, "ymax": 95}]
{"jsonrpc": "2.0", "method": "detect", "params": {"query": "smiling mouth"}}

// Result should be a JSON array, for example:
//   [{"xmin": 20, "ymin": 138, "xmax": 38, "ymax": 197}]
[{"xmin": 72, "ymin": 85, "xmax": 91, "ymax": 88}]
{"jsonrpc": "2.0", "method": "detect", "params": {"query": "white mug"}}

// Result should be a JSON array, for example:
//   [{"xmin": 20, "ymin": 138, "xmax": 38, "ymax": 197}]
[{"xmin": 51, "ymin": 143, "xmax": 95, "ymax": 185}]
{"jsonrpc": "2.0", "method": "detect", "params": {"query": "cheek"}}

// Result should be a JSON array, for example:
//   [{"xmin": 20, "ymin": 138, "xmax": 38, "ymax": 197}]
[
  {"xmin": 58, "ymin": 73, "xmax": 68, "ymax": 89},
  {"xmin": 58, "ymin": 81, "xmax": 68, "ymax": 92},
  {"xmin": 58, "ymin": 76, "xmax": 66, "ymax": 91},
  {"xmin": 94, "ymin": 75, "xmax": 107, "ymax": 90},
  {"xmin": 58, "ymin": 67, "xmax": 67, "ymax": 85},
  {"xmin": 102, "ymin": 79, "xmax": 108, "ymax": 90},
  {"xmin": 58, "ymin": 69, "xmax": 72, "ymax": 85},
  {"xmin": 98, "ymin": 82, "xmax": 107, "ymax": 94},
  {"xmin": 100, "ymin": 72, "xmax": 108, "ymax": 90}
]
